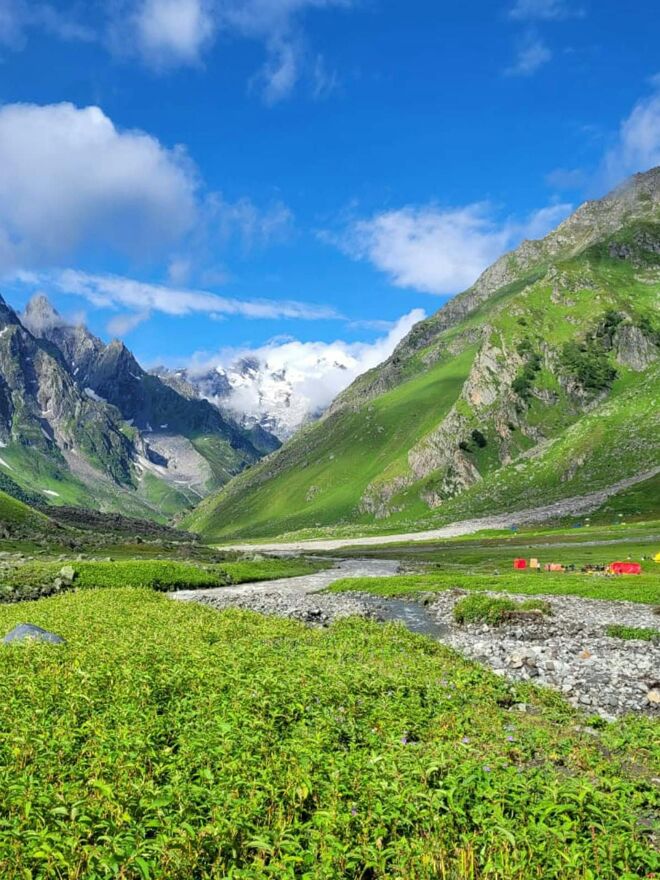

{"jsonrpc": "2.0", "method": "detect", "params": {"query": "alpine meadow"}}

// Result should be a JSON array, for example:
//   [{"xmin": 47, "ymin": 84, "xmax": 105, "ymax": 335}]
[{"xmin": 0, "ymin": 3, "xmax": 659, "ymax": 878}]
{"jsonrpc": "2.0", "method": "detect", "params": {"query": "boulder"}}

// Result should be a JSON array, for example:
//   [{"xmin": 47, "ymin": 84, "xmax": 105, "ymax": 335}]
[{"xmin": 3, "ymin": 624, "xmax": 65, "ymax": 645}]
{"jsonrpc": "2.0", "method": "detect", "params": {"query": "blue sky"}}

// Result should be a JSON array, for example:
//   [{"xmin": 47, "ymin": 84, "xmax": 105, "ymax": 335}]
[{"xmin": 1, "ymin": 0, "xmax": 659, "ymax": 387}]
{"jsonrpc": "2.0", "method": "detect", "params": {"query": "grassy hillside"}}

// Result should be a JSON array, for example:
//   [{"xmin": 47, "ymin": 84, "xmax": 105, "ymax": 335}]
[
  {"xmin": 0, "ymin": 488, "xmax": 48, "ymax": 531},
  {"xmin": 0, "ymin": 441, "xmax": 199, "ymax": 522},
  {"xmin": 186, "ymin": 346, "xmax": 476, "ymax": 537},
  {"xmin": 186, "ymin": 192, "xmax": 660, "ymax": 542}
]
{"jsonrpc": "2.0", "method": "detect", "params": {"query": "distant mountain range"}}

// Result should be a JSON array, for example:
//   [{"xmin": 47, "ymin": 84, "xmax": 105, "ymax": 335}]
[
  {"xmin": 186, "ymin": 167, "xmax": 660, "ymax": 541},
  {"xmin": 0, "ymin": 294, "xmax": 279, "ymax": 519},
  {"xmin": 154, "ymin": 357, "xmax": 330, "ymax": 440}
]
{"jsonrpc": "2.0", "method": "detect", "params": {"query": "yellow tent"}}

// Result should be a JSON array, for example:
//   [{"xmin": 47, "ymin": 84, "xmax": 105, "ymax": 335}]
[{"xmin": 654, "ymin": 551, "xmax": 660, "ymax": 563}]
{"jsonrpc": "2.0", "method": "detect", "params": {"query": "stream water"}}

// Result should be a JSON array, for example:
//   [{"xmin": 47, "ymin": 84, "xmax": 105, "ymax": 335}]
[
  {"xmin": 176, "ymin": 557, "xmax": 449, "ymax": 640},
  {"xmin": 362, "ymin": 595, "xmax": 450, "ymax": 639}
]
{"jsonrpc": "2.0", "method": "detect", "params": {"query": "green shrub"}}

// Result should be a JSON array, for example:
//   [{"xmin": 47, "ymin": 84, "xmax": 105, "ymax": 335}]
[
  {"xmin": 453, "ymin": 594, "xmax": 517, "ymax": 624},
  {"xmin": 1, "ymin": 557, "xmax": 329, "ymax": 603},
  {"xmin": 331, "ymin": 571, "xmax": 660, "ymax": 604},
  {"xmin": 512, "ymin": 351, "xmax": 542, "ymax": 403},
  {"xmin": 638, "ymin": 313, "xmax": 660, "ymax": 345},
  {"xmin": 470, "ymin": 428, "xmax": 487, "ymax": 448},
  {"xmin": 559, "ymin": 313, "xmax": 624, "ymax": 395},
  {"xmin": 453, "ymin": 595, "xmax": 554, "ymax": 625},
  {"xmin": 2, "ymin": 560, "xmax": 227, "ymax": 600},
  {"xmin": 560, "ymin": 340, "xmax": 617, "ymax": 392},
  {"xmin": 605, "ymin": 624, "xmax": 659, "ymax": 642},
  {"xmin": 519, "ymin": 599, "xmax": 553, "ymax": 615}
]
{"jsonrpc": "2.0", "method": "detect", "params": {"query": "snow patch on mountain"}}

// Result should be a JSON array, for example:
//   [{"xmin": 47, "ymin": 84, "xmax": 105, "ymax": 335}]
[{"xmin": 163, "ymin": 309, "xmax": 426, "ymax": 439}]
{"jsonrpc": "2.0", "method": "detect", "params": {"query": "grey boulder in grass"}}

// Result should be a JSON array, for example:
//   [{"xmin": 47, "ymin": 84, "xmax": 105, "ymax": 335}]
[{"xmin": 3, "ymin": 623, "xmax": 66, "ymax": 644}]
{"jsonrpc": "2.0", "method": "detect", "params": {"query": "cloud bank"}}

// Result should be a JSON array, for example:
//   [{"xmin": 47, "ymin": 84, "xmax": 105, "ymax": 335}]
[
  {"xmin": 129, "ymin": 0, "xmax": 216, "ymax": 68},
  {"xmin": 601, "ymin": 85, "xmax": 660, "ymax": 187},
  {"xmin": 9, "ymin": 269, "xmax": 339, "ymax": 325},
  {"xmin": 333, "ymin": 201, "xmax": 572, "ymax": 296},
  {"xmin": 0, "ymin": 101, "xmax": 296, "ymax": 277},
  {"xmin": 505, "ymin": 32, "xmax": 552, "ymax": 77},
  {"xmin": 112, "ymin": 0, "xmax": 351, "ymax": 101},
  {"xmin": 0, "ymin": 1, "xmax": 94, "ymax": 49},
  {"xmin": 508, "ymin": 0, "xmax": 582, "ymax": 21},
  {"xmin": 189, "ymin": 308, "xmax": 426, "ymax": 425},
  {"xmin": 0, "ymin": 102, "xmax": 198, "ymax": 271}
]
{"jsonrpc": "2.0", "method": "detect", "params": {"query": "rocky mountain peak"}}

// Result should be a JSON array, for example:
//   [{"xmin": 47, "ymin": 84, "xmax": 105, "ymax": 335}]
[
  {"xmin": 0, "ymin": 293, "xmax": 21, "ymax": 327},
  {"xmin": 22, "ymin": 293, "xmax": 63, "ymax": 335}
]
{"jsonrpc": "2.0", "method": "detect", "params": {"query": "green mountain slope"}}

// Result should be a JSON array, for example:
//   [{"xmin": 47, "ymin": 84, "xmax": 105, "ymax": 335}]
[
  {"xmin": 0, "ymin": 294, "xmax": 279, "ymax": 521},
  {"xmin": 0, "ymin": 487, "xmax": 50, "ymax": 538},
  {"xmin": 186, "ymin": 168, "xmax": 660, "ymax": 541}
]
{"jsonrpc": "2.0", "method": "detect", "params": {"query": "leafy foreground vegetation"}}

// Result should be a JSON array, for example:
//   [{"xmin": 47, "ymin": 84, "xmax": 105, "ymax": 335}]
[
  {"xmin": 453, "ymin": 595, "xmax": 552, "ymax": 625},
  {"xmin": 0, "ymin": 558, "xmax": 327, "ymax": 603},
  {"xmin": 0, "ymin": 589, "xmax": 658, "ymax": 879},
  {"xmin": 330, "ymin": 571, "xmax": 660, "ymax": 605},
  {"xmin": 606, "ymin": 624, "xmax": 660, "ymax": 642}
]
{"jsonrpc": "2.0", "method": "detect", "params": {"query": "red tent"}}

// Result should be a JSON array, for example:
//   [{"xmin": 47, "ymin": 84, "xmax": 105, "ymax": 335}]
[
  {"xmin": 513, "ymin": 558, "xmax": 527, "ymax": 570},
  {"xmin": 608, "ymin": 561, "xmax": 642, "ymax": 575}
]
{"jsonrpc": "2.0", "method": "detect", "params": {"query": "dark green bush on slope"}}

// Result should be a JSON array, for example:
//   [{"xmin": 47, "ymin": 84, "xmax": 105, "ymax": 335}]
[{"xmin": 560, "ymin": 339, "xmax": 617, "ymax": 393}]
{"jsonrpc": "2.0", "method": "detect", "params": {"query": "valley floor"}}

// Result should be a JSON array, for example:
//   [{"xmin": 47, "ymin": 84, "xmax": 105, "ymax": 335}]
[
  {"xmin": 215, "ymin": 469, "xmax": 660, "ymax": 552},
  {"xmin": 175, "ymin": 558, "xmax": 660, "ymax": 719},
  {"xmin": 0, "ymin": 526, "xmax": 657, "ymax": 877}
]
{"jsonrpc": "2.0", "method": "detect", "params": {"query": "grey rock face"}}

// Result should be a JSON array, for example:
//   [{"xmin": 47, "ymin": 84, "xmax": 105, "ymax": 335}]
[
  {"xmin": 0, "ymin": 292, "xmax": 279, "ymax": 507},
  {"xmin": 3, "ymin": 623, "xmax": 65, "ymax": 644},
  {"xmin": 614, "ymin": 324, "xmax": 658, "ymax": 371}
]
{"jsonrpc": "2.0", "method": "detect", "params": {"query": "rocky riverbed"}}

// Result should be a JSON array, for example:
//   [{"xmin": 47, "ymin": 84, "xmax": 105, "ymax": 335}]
[
  {"xmin": 172, "ymin": 558, "xmax": 402, "ymax": 625},
  {"xmin": 173, "ymin": 559, "xmax": 660, "ymax": 719},
  {"xmin": 424, "ymin": 590, "xmax": 660, "ymax": 719}
]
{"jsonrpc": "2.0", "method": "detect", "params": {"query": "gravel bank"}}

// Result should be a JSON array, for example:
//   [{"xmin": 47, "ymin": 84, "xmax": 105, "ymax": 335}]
[
  {"xmin": 172, "ymin": 558, "xmax": 401, "ymax": 625},
  {"xmin": 426, "ymin": 590, "xmax": 660, "ymax": 719}
]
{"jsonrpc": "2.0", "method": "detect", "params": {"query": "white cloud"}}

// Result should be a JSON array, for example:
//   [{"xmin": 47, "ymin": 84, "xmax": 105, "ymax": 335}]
[
  {"xmin": 0, "ymin": 1, "xmax": 93, "ymax": 49},
  {"xmin": 333, "ymin": 201, "xmax": 572, "ymax": 296},
  {"xmin": 257, "ymin": 36, "xmax": 300, "ymax": 104},
  {"xmin": 208, "ymin": 194, "xmax": 294, "ymax": 250},
  {"xmin": 337, "ymin": 205, "xmax": 508, "ymax": 295},
  {"xmin": 311, "ymin": 54, "xmax": 339, "ymax": 99},
  {"xmin": 114, "ymin": 0, "xmax": 350, "ymax": 101},
  {"xmin": 106, "ymin": 311, "xmax": 151, "ymax": 336},
  {"xmin": 601, "ymin": 87, "xmax": 660, "ymax": 186},
  {"xmin": 508, "ymin": 0, "xmax": 583, "ymax": 21},
  {"xmin": 545, "ymin": 167, "xmax": 588, "ymax": 190},
  {"xmin": 518, "ymin": 202, "xmax": 573, "ymax": 239},
  {"xmin": 505, "ymin": 32, "xmax": 551, "ymax": 76},
  {"xmin": 0, "ymin": 102, "xmax": 198, "ymax": 271},
  {"xmin": 190, "ymin": 308, "xmax": 426, "ymax": 426},
  {"xmin": 0, "ymin": 101, "xmax": 292, "ymax": 274},
  {"xmin": 226, "ymin": 0, "xmax": 351, "ymax": 101},
  {"xmin": 130, "ymin": 0, "xmax": 215, "ymax": 68},
  {"xmin": 0, "ymin": 0, "xmax": 26, "ymax": 46},
  {"xmin": 10, "ymin": 269, "xmax": 339, "ymax": 322}
]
